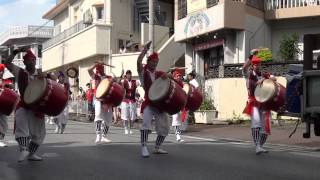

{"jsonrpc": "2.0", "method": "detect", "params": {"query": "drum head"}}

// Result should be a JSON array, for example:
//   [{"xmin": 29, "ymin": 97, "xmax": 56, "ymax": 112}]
[
  {"xmin": 149, "ymin": 78, "xmax": 170, "ymax": 101},
  {"xmin": 254, "ymin": 79, "xmax": 275, "ymax": 103},
  {"xmin": 24, "ymin": 78, "xmax": 47, "ymax": 104},
  {"xmin": 96, "ymin": 78, "xmax": 111, "ymax": 98},
  {"xmin": 183, "ymin": 83, "xmax": 190, "ymax": 94}
]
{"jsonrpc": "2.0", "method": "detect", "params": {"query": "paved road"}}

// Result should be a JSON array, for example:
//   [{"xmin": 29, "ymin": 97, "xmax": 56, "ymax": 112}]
[{"xmin": 1, "ymin": 120, "xmax": 320, "ymax": 180}]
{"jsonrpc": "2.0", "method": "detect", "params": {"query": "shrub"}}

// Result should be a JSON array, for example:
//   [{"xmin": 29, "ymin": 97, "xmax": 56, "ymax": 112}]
[
  {"xmin": 199, "ymin": 93, "xmax": 216, "ymax": 111},
  {"xmin": 278, "ymin": 33, "xmax": 301, "ymax": 61}
]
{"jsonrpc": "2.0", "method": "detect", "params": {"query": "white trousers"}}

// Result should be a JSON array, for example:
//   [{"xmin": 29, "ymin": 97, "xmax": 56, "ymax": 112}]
[
  {"xmin": 0, "ymin": 114, "xmax": 8, "ymax": 137},
  {"xmin": 15, "ymin": 107, "xmax": 46, "ymax": 145},
  {"xmin": 141, "ymin": 105, "xmax": 169, "ymax": 136},
  {"xmin": 171, "ymin": 112, "xmax": 182, "ymax": 126},
  {"xmin": 56, "ymin": 105, "xmax": 69, "ymax": 125},
  {"xmin": 121, "ymin": 101, "xmax": 137, "ymax": 121},
  {"xmin": 94, "ymin": 100, "xmax": 112, "ymax": 125},
  {"xmin": 251, "ymin": 106, "xmax": 271, "ymax": 133}
]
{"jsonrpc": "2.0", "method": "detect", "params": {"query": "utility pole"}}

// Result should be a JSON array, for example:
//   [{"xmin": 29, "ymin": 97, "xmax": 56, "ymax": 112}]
[{"xmin": 149, "ymin": 0, "xmax": 154, "ymax": 52}]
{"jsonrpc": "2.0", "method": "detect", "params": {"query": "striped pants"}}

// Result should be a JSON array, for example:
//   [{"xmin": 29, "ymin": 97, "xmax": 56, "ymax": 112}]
[
  {"xmin": 251, "ymin": 127, "xmax": 268, "ymax": 146},
  {"xmin": 141, "ymin": 130, "xmax": 165, "ymax": 149},
  {"xmin": 16, "ymin": 137, "xmax": 39, "ymax": 154},
  {"xmin": 95, "ymin": 121, "xmax": 109, "ymax": 136}
]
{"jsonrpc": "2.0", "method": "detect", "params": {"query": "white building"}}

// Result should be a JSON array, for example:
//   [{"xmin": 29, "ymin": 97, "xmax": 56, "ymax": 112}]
[
  {"xmin": 175, "ymin": 0, "xmax": 320, "ymax": 119},
  {"xmin": 42, "ymin": 0, "xmax": 184, "ymax": 94}
]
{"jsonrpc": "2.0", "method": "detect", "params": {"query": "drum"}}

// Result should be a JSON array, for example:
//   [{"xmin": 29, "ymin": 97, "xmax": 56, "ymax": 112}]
[
  {"xmin": 96, "ymin": 78, "xmax": 124, "ymax": 107},
  {"xmin": 24, "ymin": 78, "xmax": 68, "ymax": 116},
  {"xmin": 148, "ymin": 78, "xmax": 187, "ymax": 115},
  {"xmin": 183, "ymin": 83, "xmax": 203, "ymax": 112},
  {"xmin": 0, "ymin": 88, "xmax": 19, "ymax": 115},
  {"xmin": 254, "ymin": 79, "xmax": 286, "ymax": 112}
]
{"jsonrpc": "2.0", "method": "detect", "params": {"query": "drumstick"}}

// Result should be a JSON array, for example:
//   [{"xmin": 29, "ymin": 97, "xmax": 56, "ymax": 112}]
[{"xmin": 95, "ymin": 62, "xmax": 115, "ymax": 68}]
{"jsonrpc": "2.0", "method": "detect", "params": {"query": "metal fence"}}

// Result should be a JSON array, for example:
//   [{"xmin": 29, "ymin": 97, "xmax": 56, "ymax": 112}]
[
  {"xmin": 206, "ymin": 61, "xmax": 303, "ymax": 79},
  {"xmin": 265, "ymin": 0, "xmax": 320, "ymax": 10}
]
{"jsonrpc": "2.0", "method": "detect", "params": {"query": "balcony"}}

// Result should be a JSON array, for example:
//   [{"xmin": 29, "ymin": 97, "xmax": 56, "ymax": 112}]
[
  {"xmin": 176, "ymin": 0, "xmax": 259, "ymax": 41},
  {"xmin": 265, "ymin": 0, "xmax": 320, "ymax": 19},
  {"xmin": 0, "ymin": 25, "xmax": 53, "ymax": 45},
  {"xmin": 42, "ymin": 23, "xmax": 111, "ymax": 71}
]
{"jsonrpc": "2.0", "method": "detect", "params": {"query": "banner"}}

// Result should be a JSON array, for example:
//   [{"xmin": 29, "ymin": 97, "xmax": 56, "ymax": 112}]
[{"xmin": 187, "ymin": 0, "xmax": 206, "ymax": 14}]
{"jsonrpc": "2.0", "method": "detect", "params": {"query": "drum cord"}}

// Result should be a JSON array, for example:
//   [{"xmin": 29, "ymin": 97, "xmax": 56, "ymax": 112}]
[{"xmin": 289, "ymin": 118, "xmax": 301, "ymax": 138}]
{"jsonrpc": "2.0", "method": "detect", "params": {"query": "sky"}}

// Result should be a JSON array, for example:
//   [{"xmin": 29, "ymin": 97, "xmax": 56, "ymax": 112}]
[{"xmin": 0, "ymin": 0, "xmax": 56, "ymax": 33}]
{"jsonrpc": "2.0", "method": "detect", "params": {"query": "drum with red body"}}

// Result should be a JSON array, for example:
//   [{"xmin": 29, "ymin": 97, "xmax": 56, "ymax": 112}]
[
  {"xmin": 24, "ymin": 78, "xmax": 69, "ymax": 116},
  {"xmin": 0, "ymin": 88, "xmax": 19, "ymax": 115},
  {"xmin": 254, "ymin": 79, "xmax": 286, "ymax": 112},
  {"xmin": 183, "ymin": 83, "xmax": 203, "ymax": 112},
  {"xmin": 96, "ymin": 78, "xmax": 125, "ymax": 107},
  {"xmin": 148, "ymin": 78, "xmax": 187, "ymax": 115}
]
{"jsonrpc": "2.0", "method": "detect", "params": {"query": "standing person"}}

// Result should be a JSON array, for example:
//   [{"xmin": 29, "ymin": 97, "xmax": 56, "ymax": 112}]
[
  {"xmin": 120, "ymin": 70, "xmax": 140, "ymax": 134},
  {"xmin": 5, "ymin": 48, "xmax": 46, "ymax": 162},
  {"xmin": 187, "ymin": 71, "xmax": 199, "ymax": 89},
  {"xmin": 137, "ymin": 41, "xmax": 170, "ymax": 158},
  {"xmin": 86, "ymin": 83, "xmax": 94, "ymax": 121},
  {"xmin": 0, "ymin": 63, "xmax": 12, "ymax": 147},
  {"xmin": 88, "ymin": 63, "xmax": 113, "ymax": 144},
  {"xmin": 242, "ymin": 52, "xmax": 273, "ymax": 155},
  {"xmin": 54, "ymin": 71, "xmax": 70, "ymax": 134},
  {"xmin": 171, "ymin": 68, "xmax": 185, "ymax": 142}
]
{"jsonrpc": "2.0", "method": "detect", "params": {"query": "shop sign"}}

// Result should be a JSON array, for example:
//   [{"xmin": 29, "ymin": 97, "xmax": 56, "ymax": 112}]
[{"xmin": 194, "ymin": 39, "xmax": 224, "ymax": 51}]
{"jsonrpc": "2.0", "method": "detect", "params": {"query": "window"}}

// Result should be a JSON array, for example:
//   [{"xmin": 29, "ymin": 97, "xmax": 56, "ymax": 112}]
[
  {"xmin": 96, "ymin": 6, "xmax": 104, "ymax": 20},
  {"xmin": 178, "ymin": 0, "xmax": 187, "ymax": 19},
  {"xmin": 207, "ymin": 0, "xmax": 219, "ymax": 8}
]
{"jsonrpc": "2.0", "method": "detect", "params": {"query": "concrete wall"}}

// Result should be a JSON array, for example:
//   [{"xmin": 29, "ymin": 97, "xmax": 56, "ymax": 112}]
[
  {"xmin": 205, "ymin": 77, "xmax": 287, "ymax": 120},
  {"xmin": 244, "ymin": 15, "xmax": 272, "ymax": 60},
  {"xmin": 53, "ymin": 8, "xmax": 69, "ymax": 35},
  {"xmin": 141, "ymin": 23, "xmax": 170, "ymax": 50},
  {"xmin": 158, "ymin": 1, "xmax": 174, "ymax": 28}
]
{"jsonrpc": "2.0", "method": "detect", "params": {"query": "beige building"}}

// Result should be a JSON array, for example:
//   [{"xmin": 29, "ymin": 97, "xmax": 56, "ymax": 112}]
[
  {"xmin": 175, "ymin": 0, "xmax": 320, "ymax": 119},
  {"xmin": 42, "ymin": 0, "xmax": 184, "ymax": 96}
]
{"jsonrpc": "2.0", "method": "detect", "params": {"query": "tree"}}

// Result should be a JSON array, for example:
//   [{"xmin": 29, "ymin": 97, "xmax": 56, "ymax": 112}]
[{"xmin": 278, "ymin": 33, "xmax": 301, "ymax": 61}]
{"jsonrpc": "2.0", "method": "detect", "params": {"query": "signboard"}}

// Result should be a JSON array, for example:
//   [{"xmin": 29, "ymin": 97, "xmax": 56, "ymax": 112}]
[
  {"xmin": 194, "ymin": 39, "xmax": 224, "ymax": 51},
  {"xmin": 187, "ymin": 0, "xmax": 207, "ymax": 14}
]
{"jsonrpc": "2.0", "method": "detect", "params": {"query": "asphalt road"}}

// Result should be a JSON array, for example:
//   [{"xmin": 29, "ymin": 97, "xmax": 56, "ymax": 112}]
[{"xmin": 1, "ymin": 120, "xmax": 320, "ymax": 180}]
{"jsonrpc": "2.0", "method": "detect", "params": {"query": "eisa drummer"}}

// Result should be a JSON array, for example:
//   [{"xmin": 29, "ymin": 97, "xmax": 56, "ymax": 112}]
[
  {"xmin": 170, "ymin": 68, "xmax": 185, "ymax": 142},
  {"xmin": 4, "ymin": 48, "xmax": 46, "ymax": 162},
  {"xmin": 0, "ymin": 63, "xmax": 12, "ymax": 147},
  {"xmin": 242, "ymin": 51, "xmax": 275, "ymax": 155},
  {"xmin": 137, "ymin": 41, "xmax": 170, "ymax": 158},
  {"xmin": 88, "ymin": 63, "xmax": 113, "ymax": 144}
]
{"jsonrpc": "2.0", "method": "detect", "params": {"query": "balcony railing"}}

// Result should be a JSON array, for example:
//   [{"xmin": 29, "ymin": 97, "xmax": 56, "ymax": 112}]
[
  {"xmin": 0, "ymin": 25, "xmax": 53, "ymax": 45},
  {"xmin": 265, "ymin": 0, "xmax": 320, "ymax": 10},
  {"xmin": 43, "ymin": 20, "xmax": 86, "ymax": 49}
]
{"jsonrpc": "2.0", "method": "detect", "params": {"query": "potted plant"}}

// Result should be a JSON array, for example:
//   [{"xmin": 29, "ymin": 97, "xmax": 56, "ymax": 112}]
[{"xmin": 194, "ymin": 93, "xmax": 217, "ymax": 124}]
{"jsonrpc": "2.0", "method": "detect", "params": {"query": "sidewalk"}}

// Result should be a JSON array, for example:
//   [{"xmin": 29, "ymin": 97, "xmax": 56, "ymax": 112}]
[
  {"xmin": 183, "ymin": 123, "xmax": 320, "ymax": 149},
  {"xmin": 110, "ymin": 120, "xmax": 320, "ymax": 149}
]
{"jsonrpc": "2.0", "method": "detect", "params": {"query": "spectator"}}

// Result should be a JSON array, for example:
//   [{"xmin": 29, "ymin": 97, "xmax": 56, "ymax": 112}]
[
  {"xmin": 86, "ymin": 83, "xmax": 94, "ymax": 121},
  {"xmin": 119, "ymin": 45, "xmax": 127, "ymax": 54}
]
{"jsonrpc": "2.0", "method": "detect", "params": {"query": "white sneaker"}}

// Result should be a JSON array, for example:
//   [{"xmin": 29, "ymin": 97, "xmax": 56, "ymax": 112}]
[
  {"xmin": 101, "ymin": 137, "xmax": 111, "ymax": 143},
  {"xmin": 256, "ymin": 146, "xmax": 264, "ymax": 155},
  {"xmin": 129, "ymin": 130, "xmax": 133, "ymax": 134},
  {"xmin": 124, "ymin": 129, "xmax": 129, "ymax": 135},
  {"xmin": 28, "ymin": 154, "xmax": 43, "ymax": 161},
  {"xmin": 141, "ymin": 146, "xmax": 149, "ymax": 158},
  {"xmin": 153, "ymin": 148, "xmax": 168, "ymax": 154},
  {"xmin": 0, "ymin": 141, "xmax": 7, "ymax": 147},
  {"xmin": 18, "ymin": 150, "xmax": 30, "ymax": 162},
  {"xmin": 95, "ymin": 134, "xmax": 101, "ymax": 144},
  {"xmin": 260, "ymin": 147, "xmax": 268, "ymax": 153},
  {"xmin": 54, "ymin": 126, "xmax": 59, "ymax": 134},
  {"xmin": 177, "ymin": 139, "xmax": 185, "ymax": 143}
]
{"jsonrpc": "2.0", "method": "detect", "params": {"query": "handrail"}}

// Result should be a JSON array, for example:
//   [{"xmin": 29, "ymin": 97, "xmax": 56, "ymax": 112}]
[{"xmin": 265, "ymin": 0, "xmax": 320, "ymax": 10}]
